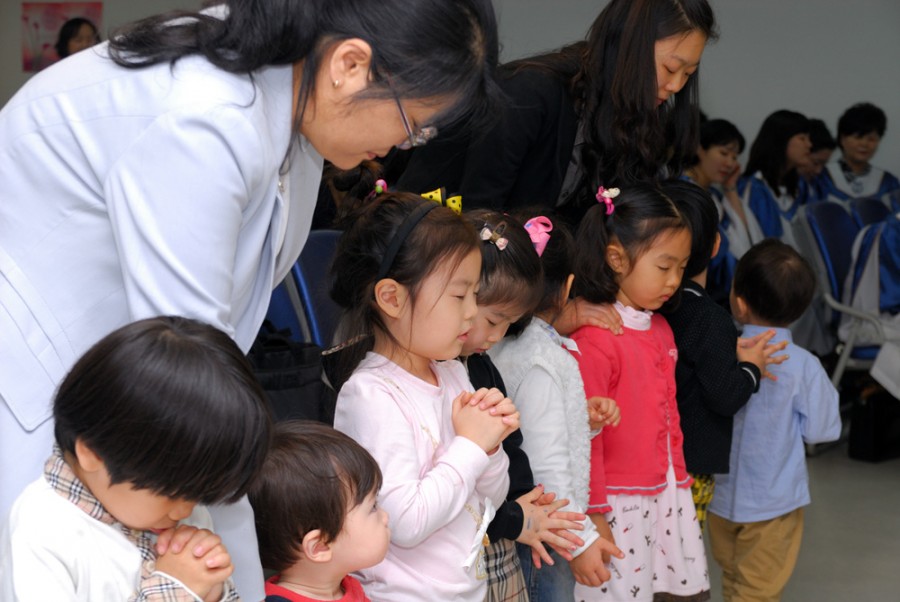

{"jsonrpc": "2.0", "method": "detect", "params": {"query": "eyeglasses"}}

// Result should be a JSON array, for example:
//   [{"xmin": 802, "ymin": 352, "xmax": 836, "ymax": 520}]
[{"xmin": 393, "ymin": 96, "xmax": 438, "ymax": 150}]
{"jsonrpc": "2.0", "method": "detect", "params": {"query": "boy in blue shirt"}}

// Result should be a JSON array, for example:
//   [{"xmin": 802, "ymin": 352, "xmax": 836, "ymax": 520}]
[{"xmin": 708, "ymin": 239, "xmax": 842, "ymax": 602}]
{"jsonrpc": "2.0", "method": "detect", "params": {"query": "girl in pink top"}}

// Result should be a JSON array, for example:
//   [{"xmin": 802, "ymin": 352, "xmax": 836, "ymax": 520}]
[
  {"xmin": 570, "ymin": 183, "xmax": 710, "ymax": 602},
  {"xmin": 330, "ymin": 192, "xmax": 520, "ymax": 602}
]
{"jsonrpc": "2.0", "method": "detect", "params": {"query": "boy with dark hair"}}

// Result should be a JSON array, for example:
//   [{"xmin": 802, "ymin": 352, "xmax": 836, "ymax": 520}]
[
  {"xmin": 249, "ymin": 421, "xmax": 389, "ymax": 602},
  {"xmin": 660, "ymin": 180, "xmax": 781, "ymax": 528},
  {"xmin": 821, "ymin": 102, "xmax": 900, "ymax": 202},
  {"xmin": 0, "ymin": 316, "xmax": 272, "ymax": 601},
  {"xmin": 708, "ymin": 239, "xmax": 842, "ymax": 602}
]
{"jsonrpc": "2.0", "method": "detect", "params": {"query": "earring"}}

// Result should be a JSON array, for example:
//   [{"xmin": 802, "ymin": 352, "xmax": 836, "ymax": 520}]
[{"xmin": 332, "ymin": 79, "xmax": 341, "ymax": 88}]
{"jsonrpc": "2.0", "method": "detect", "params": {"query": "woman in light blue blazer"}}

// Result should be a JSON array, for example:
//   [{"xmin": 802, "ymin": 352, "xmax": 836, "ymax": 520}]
[{"xmin": 0, "ymin": 1, "xmax": 500, "ymax": 598}]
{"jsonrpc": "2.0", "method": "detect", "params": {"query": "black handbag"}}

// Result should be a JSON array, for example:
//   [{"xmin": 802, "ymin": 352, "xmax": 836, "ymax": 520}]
[{"xmin": 246, "ymin": 322, "xmax": 336, "ymax": 425}]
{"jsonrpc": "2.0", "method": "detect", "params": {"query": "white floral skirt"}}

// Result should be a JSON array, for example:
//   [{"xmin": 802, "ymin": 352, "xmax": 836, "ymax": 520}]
[{"xmin": 573, "ymin": 462, "xmax": 709, "ymax": 602}]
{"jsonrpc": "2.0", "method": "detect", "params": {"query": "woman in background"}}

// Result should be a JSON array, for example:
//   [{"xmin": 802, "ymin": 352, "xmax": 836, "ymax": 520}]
[
  {"xmin": 54, "ymin": 17, "xmax": 101, "ymax": 59},
  {"xmin": 395, "ymin": 0, "xmax": 716, "ymax": 224}
]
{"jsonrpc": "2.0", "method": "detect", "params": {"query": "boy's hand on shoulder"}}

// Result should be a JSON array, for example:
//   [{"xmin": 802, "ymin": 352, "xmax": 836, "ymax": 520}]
[
  {"xmin": 154, "ymin": 525, "xmax": 233, "ymax": 601},
  {"xmin": 737, "ymin": 329, "xmax": 789, "ymax": 381},
  {"xmin": 553, "ymin": 298, "xmax": 624, "ymax": 336}
]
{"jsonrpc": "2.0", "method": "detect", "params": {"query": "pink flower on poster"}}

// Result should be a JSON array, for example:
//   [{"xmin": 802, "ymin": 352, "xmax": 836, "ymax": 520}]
[{"xmin": 22, "ymin": 2, "xmax": 103, "ymax": 72}]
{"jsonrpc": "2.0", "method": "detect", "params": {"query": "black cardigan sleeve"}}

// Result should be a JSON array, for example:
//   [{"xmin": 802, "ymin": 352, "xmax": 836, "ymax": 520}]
[
  {"xmin": 397, "ymin": 67, "xmax": 578, "ymax": 213},
  {"xmin": 464, "ymin": 353, "xmax": 536, "ymax": 542}
]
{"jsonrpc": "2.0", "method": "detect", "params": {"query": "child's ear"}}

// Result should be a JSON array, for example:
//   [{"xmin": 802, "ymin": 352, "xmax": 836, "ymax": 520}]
[
  {"xmin": 301, "ymin": 529, "xmax": 334, "ymax": 563},
  {"xmin": 561, "ymin": 273, "xmax": 575, "ymax": 304},
  {"xmin": 374, "ymin": 278, "xmax": 408, "ymax": 319},
  {"xmin": 605, "ymin": 242, "xmax": 628, "ymax": 274},
  {"xmin": 73, "ymin": 439, "xmax": 104, "ymax": 473},
  {"xmin": 711, "ymin": 232, "xmax": 722, "ymax": 259},
  {"xmin": 732, "ymin": 293, "xmax": 750, "ymax": 322}
]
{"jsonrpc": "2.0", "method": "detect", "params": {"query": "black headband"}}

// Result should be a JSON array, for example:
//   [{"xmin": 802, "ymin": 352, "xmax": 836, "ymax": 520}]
[{"xmin": 376, "ymin": 202, "xmax": 438, "ymax": 280}]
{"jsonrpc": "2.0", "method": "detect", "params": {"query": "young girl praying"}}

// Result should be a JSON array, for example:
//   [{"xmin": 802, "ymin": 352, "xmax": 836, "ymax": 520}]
[
  {"xmin": 460, "ymin": 209, "xmax": 589, "ymax": 601},
  {"xmin": 490, "ymin": 210, "xmax": 624, "ymax": 602},
  {"xmin": 331, "ymin": 193, "xmax": 520, "ymax": 602},
  {"xmin": 570, "ymin": 184, "xmax": 710, "ymax": 602}
]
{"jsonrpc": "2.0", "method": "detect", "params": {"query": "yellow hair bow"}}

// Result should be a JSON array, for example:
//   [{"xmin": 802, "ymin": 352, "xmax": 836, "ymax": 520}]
[{"xmin": 420, "ymin": 187, "xmax": 462, "ymax": 215}]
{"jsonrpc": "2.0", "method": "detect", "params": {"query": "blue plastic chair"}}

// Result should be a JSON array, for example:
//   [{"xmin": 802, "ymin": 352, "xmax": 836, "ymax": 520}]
[
  {"xmin": 850, "ymin": 197, "xmax": 891, "ymax": 228},
  {"xmin": 804, "ymin": 202, "xmax": 882, "ymax": 386},
  {"xmin": 264, "ymin": 279, "xmax": 307, "ymax": 341},
  {"xmin": 290, "ymin": 229, "xmax": 344, "ymax": 348}
]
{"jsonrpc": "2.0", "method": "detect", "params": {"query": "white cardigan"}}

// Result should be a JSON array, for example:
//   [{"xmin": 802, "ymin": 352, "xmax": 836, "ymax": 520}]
[{"xmin": 489, "ymin": 318, "xmax": 599, "ymax": 557}]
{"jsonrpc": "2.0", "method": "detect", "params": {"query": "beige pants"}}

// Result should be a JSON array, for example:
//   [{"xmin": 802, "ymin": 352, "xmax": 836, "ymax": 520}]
[{"xmin": 708, "ymin": 508, "xmax": 804, "ymax": 602}]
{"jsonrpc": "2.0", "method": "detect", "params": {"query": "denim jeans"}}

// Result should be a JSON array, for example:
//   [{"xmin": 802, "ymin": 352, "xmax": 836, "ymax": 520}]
[{"xmin": 516, "ymin": 543, "xmax": 576, "ymax": 602}]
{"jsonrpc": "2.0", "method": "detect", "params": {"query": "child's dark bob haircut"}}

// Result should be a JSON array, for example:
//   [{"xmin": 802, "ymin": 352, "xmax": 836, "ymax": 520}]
[
  {"xmin": 732, "ymin": 238, "xmax": 816, "ymax": 327},
  {"xmin": 662, "ymin": 179, "xmax": 719, "ymax": 280},
  {"xmin": 249, "ymin": 420, "xmax": 383, "ymax": 573},
  {"xmin": 53, "ymin": 316, "xmax": 272, "ymax": 505},
  {"xmin": 575, "ymin": 182, "xmax": 688, "ymax": 304},
  {"xmin": 330, "ymin": 192, "xmax": 480, "ymax": 382},
  {"xmin": 465, "ymin": 209, "xmax": 543, "ymax": 311}
]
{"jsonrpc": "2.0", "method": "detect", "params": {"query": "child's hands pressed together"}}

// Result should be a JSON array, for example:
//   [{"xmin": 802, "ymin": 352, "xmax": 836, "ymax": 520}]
[
  {"xmin": 154, "ymin": 525, "xmax": 233, "ymax": 602},
  {"xmin": 452, "ymin": 389, "xmax": 519, "ymax": 453},
  {"xmin": 737, "ymin": 329, "xmax": 789, "ymax": 381},
  {"xmin": 513, "ymin": 485, "xmax": 586, "ymax": 567},
  {"xmin": 587, "ymin": 396, "xmax": 621, "ymax": 430}
]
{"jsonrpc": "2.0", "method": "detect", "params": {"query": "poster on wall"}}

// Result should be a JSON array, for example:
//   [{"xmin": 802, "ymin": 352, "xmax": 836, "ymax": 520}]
[{"xmin": 22, "ymin": 2, "xmax": 103, "ymax": 72}]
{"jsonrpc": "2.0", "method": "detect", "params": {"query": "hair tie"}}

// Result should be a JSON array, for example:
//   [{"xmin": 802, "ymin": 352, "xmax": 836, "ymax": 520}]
[
  {"xmin": 420, "ymin": 187, "xmax": 462, "ymax": 215},
  {"xmin": 596, "ymin": 186, "xmax": 620, "ymax": 215},
  {"xmin": 480, "ymin": 222, "xmax": 508, "ymax": 251},
  {"xmin": 376, "ymin": 202, "xmax": 438, "ymax": 280},
  {"xmin": 524, "ymin": 216, "xmax": 553, "ymax": 257},
  {"xmin": 365, "ymin": 179, "xmax": 389, "ymax": 203}
]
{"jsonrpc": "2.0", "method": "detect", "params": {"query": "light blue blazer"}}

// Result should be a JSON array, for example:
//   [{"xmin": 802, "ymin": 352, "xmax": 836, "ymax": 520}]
[{"xmin": 0, "ymin": 44, "xmax": 323, "ymax": 433}]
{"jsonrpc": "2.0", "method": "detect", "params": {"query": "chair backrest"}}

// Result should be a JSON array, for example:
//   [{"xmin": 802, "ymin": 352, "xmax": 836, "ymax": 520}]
[
  {"xmin": 805, "ymin": 201, "xmax": 861, "ymax": 302},
  {"xmin": 292, "ymin": 229, "xmax": 343, "ymax": 347},
  {"xmin": 850, "ymin": 197, "xmax": 891, "ymax": 228},
  {"xmin": 887, "ymin": 189, "xmax": 900, "ymax": 213},
  {"xmin": 265, "ymin": 279, "xmax": 306, "ymax": 341}
]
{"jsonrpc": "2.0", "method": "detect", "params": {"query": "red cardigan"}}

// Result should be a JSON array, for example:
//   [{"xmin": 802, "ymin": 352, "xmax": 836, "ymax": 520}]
[{"xmin": 571, "ymin": 314, "xmax": 691, "ymax": 514}]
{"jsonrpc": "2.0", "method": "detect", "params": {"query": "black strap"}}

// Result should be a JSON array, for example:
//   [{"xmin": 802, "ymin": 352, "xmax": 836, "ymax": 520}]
[{"xmin": 376, "ymin": 201, "xmax": 437, "ymax": 279}]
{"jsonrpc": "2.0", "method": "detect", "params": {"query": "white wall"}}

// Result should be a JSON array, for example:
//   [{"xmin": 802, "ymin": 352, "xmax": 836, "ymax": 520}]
[
  {"xmin": 0, "ymin": 0, "xmax": 196, "ymax": 104},
  {"xmin": 493, "ymin": 0, "xmax": 900, "ymax": 172},
  {"xmin": 2, "ymin": 1, "xmax": 899, "ymax": 170}
]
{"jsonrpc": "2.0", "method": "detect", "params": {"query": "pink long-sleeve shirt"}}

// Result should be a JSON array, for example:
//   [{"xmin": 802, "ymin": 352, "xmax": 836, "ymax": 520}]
[{"xmin": 334, "ymin": 353, "xmax": 510, "ymax": 602}]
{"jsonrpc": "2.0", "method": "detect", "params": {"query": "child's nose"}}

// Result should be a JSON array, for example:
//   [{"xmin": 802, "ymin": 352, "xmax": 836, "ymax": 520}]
[
  {"xmin": 380, "ymin": 507, "xmax": 390, "ymax": 525},
  {"xmin": 169, "ymin": 500, "xmax": 195, "ymax": 521},
  {"xmin": 464, "ymin": 294, "xmax": 478, "ymax": 321}
]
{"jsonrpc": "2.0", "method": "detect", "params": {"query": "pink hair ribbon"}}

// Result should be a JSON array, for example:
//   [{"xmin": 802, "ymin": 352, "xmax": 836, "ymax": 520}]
[
  {"xmin": 596, "ymin": 186, "xmax": 620, "ymax": 215},
  {"xmin": 524, "ymin": 216, "xmax": 553, "ymax": 257}
]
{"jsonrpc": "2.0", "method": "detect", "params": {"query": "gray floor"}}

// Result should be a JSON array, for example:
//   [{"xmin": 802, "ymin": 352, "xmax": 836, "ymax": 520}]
[{"xmin": 705, "ymin": 443, "xmax": 900, "ymax": 601}]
